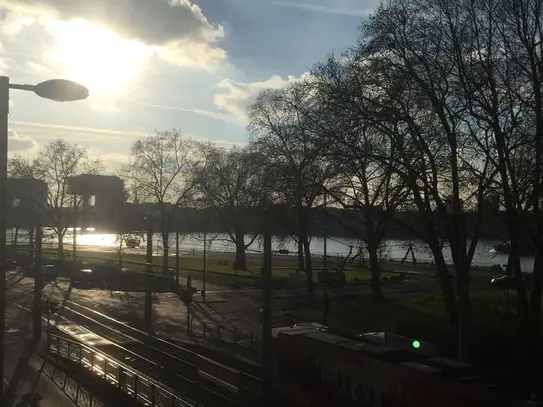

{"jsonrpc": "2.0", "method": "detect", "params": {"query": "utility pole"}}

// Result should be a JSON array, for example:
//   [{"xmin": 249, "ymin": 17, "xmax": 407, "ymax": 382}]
[
  {"xmin": 0, "ymin": 77, "xmax": 9, "ymax": 398},
  {"xmin": 175, "ymin": 231, "xmax": 180, "ymax": 285},
  {"xmin": 145, "ymin": 216, "xmax": 153, "ymax": 334},
  {"xmin": 72, "ymin": 193, "xmax": 77, "ymax": 268},
  {"xmin": 0, "ymin": 76, "xmax": 88, "ymax": 403},
  {"xmin": 203, "ymin": 205, "xmax": 207, "ymax": 301},
  {"xmin": 261, "ymin": 207, "xmax": 273, "ymax": 406},
  {"xmin": 323, "ymin": 191, "xmax": 329, "ymax": 327},
  {"xmin": 33, "ymin": 218, "xmax": 42, "ymax": 339}
]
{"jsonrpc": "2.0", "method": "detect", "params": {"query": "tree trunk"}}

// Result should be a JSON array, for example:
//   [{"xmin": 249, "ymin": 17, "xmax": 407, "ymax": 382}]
[
  {"xmin": 13, "ymin": 226, "xmax": 19, "ymax": 247},
  {"xmin": 57, "ymin": 232, "xmax": 65, "ymax": 260},
  {"xmin": 456, "ymin": 263, "xmax": 471, "ymax": 360},
  {"xmin": 298, "ymin": 206, "xmax": 314, "ymax": 302},
  {"xmin": 297, "ymin": 239, "xmax": 304, "ymax": 277},
  {"xmin": 367, "ymin": 242, "xmax": 384, "ymax": 301},
  {"xmin": 162, "ymin": 234, "xmax": 169, "ymax": 275},
  {"xmin": 430, "ymin": 244, "xmax": 458, "ymax": 324},
  {"xmin": 233, "ymin": 231, "xmax": 248, "ymax": 270},
  {"xmin": 302, "ymin": 236, "xmax": 314, "ymax": 302},
  {"xmin": 118, "ymin": 242, "xmax": 123, "ymax": 269},
  {"xmin": 529, "ymin": 236, "xmax": 543, "ymax": 341},
  {"xmin": 28, "ymin": 228, "xmax": 35, "ymax": 259}
]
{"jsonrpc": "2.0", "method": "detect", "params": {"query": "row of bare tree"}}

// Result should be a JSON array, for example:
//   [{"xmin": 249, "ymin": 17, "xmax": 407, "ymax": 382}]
[{"xmin": 245, "ymin": 0, "xmax": 543, "ymax": 357}]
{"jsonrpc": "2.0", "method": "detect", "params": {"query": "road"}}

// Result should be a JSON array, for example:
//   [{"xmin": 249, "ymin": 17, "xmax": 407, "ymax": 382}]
[
  {"xmin": 6, "ymin": 276, "xmax": 261, "ymax": 406},
  {"xmin": 7, "ymin": 267, "xmax": 439, "ymax": 345},
  {"xmin": 3, "ymin": 267, "xmax": 440, "ymax": 407}
]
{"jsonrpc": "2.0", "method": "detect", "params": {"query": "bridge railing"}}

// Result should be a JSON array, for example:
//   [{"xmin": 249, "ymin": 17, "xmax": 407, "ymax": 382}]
[
  {"xmin": 189, "ymin": 318, "xmax": 262, "ymax": 354},
  {"xmin": 48, "ymin": 333, "xmax": 196, "ymax": 407}
]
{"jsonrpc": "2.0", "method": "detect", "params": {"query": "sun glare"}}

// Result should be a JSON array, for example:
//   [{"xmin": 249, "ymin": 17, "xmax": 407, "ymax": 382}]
[{"xmin": 47, "ymin": 19, "xmax": 153, "ymax": 96}]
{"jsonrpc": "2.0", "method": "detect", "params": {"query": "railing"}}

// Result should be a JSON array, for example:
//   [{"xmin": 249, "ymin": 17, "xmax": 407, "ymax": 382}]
[
  {"xmin": 48, "ymin": 332, "xmax": 261, "ymax": 407},
  {"xmin": 48, "ymin": 333, "xmax": 197, "ymax": 407},
  {"xmin": 43, "ymin": 355, "xmax": 107, "ymax": 407},
  {"xmin": 188, "ymin": 318, "xmax": 262, "ymax": 354}
]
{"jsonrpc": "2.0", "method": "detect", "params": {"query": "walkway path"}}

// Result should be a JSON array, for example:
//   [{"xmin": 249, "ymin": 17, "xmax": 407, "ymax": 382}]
[{"xmin": 4, "ymin": 304, "xmax": 75, "ymax": 407}]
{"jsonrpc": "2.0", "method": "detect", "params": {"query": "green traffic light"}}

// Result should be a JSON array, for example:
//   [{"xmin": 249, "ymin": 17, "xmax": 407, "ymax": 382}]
[{"xmin": 412, "ymin": 340, "xmax": 421, "ymax": 349}]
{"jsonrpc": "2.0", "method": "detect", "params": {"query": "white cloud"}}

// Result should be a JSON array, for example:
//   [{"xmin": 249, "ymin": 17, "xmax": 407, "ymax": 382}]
[
  {"xmin": 156, "ymin": 39, "xmax": 227, "ymax": 70},
  {"xmin": 7, "ymin": 130, "xmax": 39, "ymax": 154},
  {"xmin": 138, "ymin": 103, "xmax": 242, "ymax": 126},
  {"xmin": 10, "ymin": 120, "xmax": 149, "ymax": 139},
  {"xmin": 88, "ymin": 152, "xmax": 131, "ymax": 174},
  {"xmin": 213, "ymin": 73, "xmax": 309, "ymax": 125},
  {"xmin": 89, "ymin": 102, "xmax": 121, "ymax": 113},
  {"xmin": 0, "ymin": 0, "xmax": 223, "ymax": 45},
  {"xmin": 0, "ymin": 0, "xmax": 227, "ymax": 70},
  {"xmin": 0, "ymin": 8, "xmax": 36, "ymax": 36},
  {"xmin": 261, "ymin": 0, "xmax": 375, "ymax": 17},
  {"xmin": 0, "ymin": 57, "xmax": 11, "ymax": 75},
  {"xmin": 0, "ymin": 42, "xmax": 13, "ymax": 74},
  {"xmin": 10, "ymin": 120, "xmax": 244, "ymax": 150},
  {"xmin": 24, "ymin": 60, "xmax": 54, "ymax": 76}
]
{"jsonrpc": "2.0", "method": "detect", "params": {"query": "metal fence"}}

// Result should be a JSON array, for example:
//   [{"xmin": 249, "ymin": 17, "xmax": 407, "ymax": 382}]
[
  {"xmin": 43, "ymin": 355, "xmax": 106, "ymax": 407},
  {"xmin": 188, "ymin": 318, "xmax": 262, "ymax": 353},
  {"xmin": 48, "ymin": 333, "xmax": 196, "ymax": 407}
]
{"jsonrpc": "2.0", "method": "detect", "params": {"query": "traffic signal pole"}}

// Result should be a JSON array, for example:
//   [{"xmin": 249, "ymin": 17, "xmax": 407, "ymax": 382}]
[
  {"xmin": 33, "ymin": 220, "xmax": 42, "ymax": 339},
  {"xmin": 144, "ymin": 217, "xmax": 153, "ymax": 334},
  {"xmin": 261, "ymin": 208, "xmax": 273, "ymax": 406}
]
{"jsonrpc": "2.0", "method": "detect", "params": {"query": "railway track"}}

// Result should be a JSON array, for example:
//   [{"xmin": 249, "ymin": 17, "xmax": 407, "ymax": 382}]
[{"xmin": 7, "ymin": 286, "xmax": 261, "ymax": 407}]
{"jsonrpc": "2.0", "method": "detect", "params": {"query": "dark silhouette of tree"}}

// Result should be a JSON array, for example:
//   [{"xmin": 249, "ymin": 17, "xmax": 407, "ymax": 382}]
[
  {"xmin": 18, "ymin": 139, "xmax": 102, "ymax": 260},
  {"xmin": 248, "ymin": 80, "xmax": 337, "ymax": 302},
  {"xmin": 192, "ymin": 143, "xmax": 269, "ymax": 270},
  {"xmin": 122, "ymin": 129, "xmax": 198, "ymax": 274}
]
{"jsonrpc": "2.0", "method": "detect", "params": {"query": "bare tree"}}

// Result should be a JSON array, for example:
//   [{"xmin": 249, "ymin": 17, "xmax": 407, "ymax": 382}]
[
  {"xmin": 192, "ymin": 143, "xmax": 268, "ymax": 270},
  {"xmin": 324, "ymin": 0, "xmax": 496, "ymax": 346},
  {"xmin": 433, "ymin": 0, "xmax": 543, "ymax": 345},
  {"xmin": 312, "ymin": 57, "xmax": 415, "ymax": 301},
  {"xmin": 122, "ymin": 129, "xmax": 198, "ymax": 274},
  {"xmin": 31, "ymin": 139, "xmax": 102, "ymax": 260},
  {"xmin": 248, "ymin": 80, "xmax": 337, "ymax": 302}
]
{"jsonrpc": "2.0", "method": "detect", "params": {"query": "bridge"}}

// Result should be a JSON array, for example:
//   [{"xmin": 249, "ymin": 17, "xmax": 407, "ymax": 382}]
[{"xmin": 6, "ymin": 175, "xmax": 519, "ymax": 240}]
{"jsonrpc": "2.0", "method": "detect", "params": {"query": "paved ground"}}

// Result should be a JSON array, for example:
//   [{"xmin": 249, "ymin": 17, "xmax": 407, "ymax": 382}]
[
  {"xmin": 4, "ymin": 304, "xmax": 75, "ymax": 407},
  {"xmin": 8, "ymin": 269, "xmax": 438, "ymax": 344}
]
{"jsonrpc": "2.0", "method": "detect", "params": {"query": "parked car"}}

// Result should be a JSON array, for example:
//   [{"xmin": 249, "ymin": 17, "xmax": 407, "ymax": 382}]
[
  {"xmin": 23, "ymin": 263, "xmax": 58, "ymax": 280},
  {"xmin": 41, "ymin": 264, "xmax": 58, "ymax": 280},
  {"xmin": 126, "ymin": 238, "xmax": 141, "ymax": 248},
  {"xmin": 4, "ymin": 258, "xmax": 17, "ymax": 271},
  {"xmin": 317, "ymin": 268, "xmax": 346, "ymax": 285}
]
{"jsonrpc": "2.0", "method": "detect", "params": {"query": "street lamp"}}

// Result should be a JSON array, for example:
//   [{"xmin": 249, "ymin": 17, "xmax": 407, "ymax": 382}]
[{"xmin": 0, "ymin": 76, "xmax": 88, "ymax": 398}]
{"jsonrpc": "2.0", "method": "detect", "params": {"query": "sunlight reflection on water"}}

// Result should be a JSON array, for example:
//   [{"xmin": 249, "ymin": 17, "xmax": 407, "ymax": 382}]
[{"xmin": 8, "ymin": 229, "xmax": 535, "ymax": 271}]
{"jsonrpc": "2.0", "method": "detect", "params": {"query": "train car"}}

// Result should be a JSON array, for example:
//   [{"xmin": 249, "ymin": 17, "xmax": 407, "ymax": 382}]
[{"xmin": 272, "ymin": 324, "xmax": 528, "ymax": 407}]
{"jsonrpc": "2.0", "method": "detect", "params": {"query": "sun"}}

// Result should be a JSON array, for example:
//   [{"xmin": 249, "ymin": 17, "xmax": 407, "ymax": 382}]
[{"xmin": 46, "ymin": 19, "xmax": 154, "ymax": 96}]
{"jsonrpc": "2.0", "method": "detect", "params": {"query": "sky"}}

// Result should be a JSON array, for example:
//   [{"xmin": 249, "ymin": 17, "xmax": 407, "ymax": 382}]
[{"xmin": 2, "ymin": 0, "xmax": 379, "ymax": 172}]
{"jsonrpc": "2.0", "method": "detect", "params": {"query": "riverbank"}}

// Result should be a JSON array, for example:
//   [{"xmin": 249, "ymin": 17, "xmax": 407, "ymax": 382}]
[{"xmin": 11, "ymin": 243, "xmax": 506, "ymax": 287}]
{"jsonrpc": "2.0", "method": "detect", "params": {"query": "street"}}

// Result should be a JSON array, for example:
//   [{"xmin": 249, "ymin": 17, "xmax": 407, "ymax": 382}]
[{"xmin": 7, "ymin": 269, "xmax": 438, "ymax": 349}]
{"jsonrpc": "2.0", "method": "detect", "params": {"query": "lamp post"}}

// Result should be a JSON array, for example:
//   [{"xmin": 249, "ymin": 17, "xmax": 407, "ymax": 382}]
[
  {"xmin": 203, "ymin": 204, "xmax": 207, "ymax": 301},
  {"xmin": 195, "ymin": 198, "xmax": 208, "ymax": 301},
  {"xmin": 261, "ymin": 207, "xmax": 273, "ymax": 406},
  {"xmin": 73, "ymin": 193, "xmax": 78, "ymax": 267},
  {"xmin": 323, "ymin": 191, "xmax": 329, "ymax": 327},
  {"xmin": 0, "ymin": 76, "xmax": 88, "ymax": 398}
]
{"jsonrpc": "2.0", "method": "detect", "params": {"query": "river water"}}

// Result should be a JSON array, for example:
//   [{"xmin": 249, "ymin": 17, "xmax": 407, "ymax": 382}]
[{"xmin": 9, "ymin": 228, "xmax": 536, "ymax": 272}]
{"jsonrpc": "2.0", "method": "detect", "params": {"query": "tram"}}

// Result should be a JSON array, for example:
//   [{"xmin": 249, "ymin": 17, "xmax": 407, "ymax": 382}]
[{"xmin": 272, "ymin": 323, "xmax": 529, "ymax": 407}]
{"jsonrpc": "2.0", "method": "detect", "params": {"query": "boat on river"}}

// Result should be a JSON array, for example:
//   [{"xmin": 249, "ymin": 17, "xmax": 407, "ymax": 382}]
[{"xmin": 489, "ymin": 242, "xmax": 534, "ymax": 256}]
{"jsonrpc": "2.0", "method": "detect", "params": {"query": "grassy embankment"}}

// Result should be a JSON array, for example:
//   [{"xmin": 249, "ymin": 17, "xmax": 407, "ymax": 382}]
[{"xmin": 36, "ymin": 247, "xmax": 397, "ymax": 285}]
